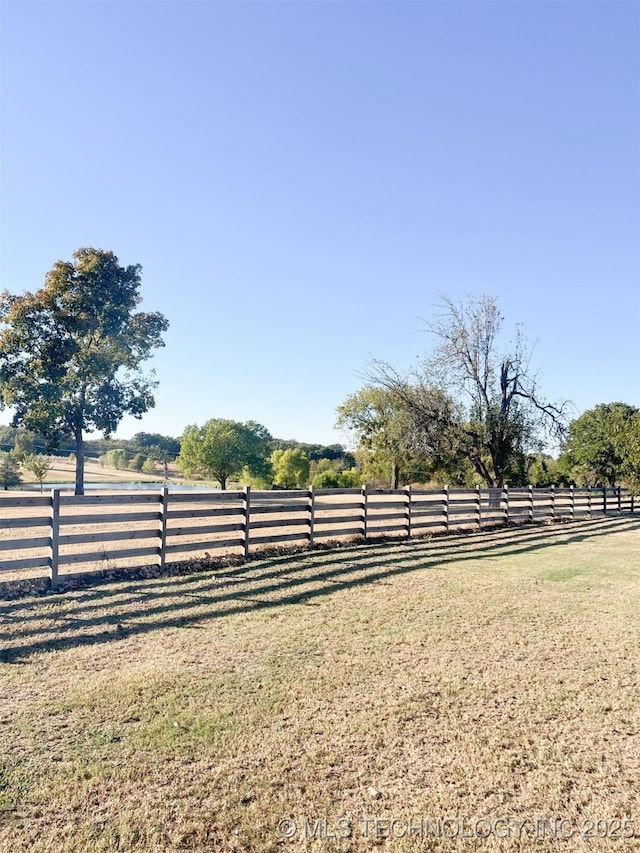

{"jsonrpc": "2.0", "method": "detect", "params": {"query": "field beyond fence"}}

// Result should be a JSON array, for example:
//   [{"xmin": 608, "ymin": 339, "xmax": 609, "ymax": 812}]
[{"xmin": 0, "ymin": 485, "xmax": 635, "ymax": 591}]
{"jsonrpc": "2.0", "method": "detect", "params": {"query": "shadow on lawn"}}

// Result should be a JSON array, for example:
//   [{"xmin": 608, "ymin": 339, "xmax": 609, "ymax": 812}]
[{"xmin": 1, "ymin": 515, "xmax": 638, "ymax": 663}]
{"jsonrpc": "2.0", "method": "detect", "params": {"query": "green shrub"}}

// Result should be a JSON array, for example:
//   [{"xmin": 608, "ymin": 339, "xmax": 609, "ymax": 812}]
[
  {"xmin": 338, "ymin": 468, "xmax": 363, "ymax": 488},
  {"xmin": 312, "ymin": 470, "xmax": 342, "ymax": 489}
]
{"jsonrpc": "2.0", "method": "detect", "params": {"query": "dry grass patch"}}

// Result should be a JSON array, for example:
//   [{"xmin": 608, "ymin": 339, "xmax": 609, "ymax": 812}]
[
  {"xmin": 18, "ymin": 456, "xmax": 171, "ymax": 486},
  {"xmin": 0, "ymin": 516, "xmax": 639, "ymax": 852}
]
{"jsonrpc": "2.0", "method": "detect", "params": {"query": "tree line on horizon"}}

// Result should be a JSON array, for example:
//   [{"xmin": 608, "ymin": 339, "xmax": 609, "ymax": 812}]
[
  {"xmin": 4, "ymin": 401, "xmax": 637, "ymax": 495},
  {"xmin": 0, "ymin": 248, "xmax": 636, "ymax": 495}
]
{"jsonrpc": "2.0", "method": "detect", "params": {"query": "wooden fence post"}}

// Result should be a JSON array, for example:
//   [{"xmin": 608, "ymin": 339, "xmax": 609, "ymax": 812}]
[
  {"xmin": 362, "ymin": 486, "xmax": 368, "ymax": 540},
  {"xmin": 587, "ymin": 487, "xmax": 592, "ymax": 517},
  {"xmin": 603, "ymin": 486, "xmax": 607, "ymax": 515},
  {"xmin": 309, "ymin": 486, "xmax": 316, "ymax": 548},
  {"xmin": 405, "ymin": 485, "xmax": 412, "ymax": 539},
  {"xmin": 503, "ymin": 485, "xmax": 509, "ymax": 525},
  {"xmin": 570, "ymin": 484, "xmax": 575, "ymax": 521},
  {"xmin": 243, "ymin": 485, "xmax": 251, "ymax": 559},
  {"xmin": 617, "ymin": 486, "xmax": 622, "ymax": 514},
  {"xmin": 476, "ymin": 485, "xmax": 482, "ymax": 531},
  {"xmin": 528, "ymin": 484, "xmax": 534, "ymax": 523},
  {"xmin": 551, "ymin": 484, "xmax": 556, "ymax": 521},
  {"xmin": 158, "ymin": 486, "xmax": 169, "ymax": 570},
  {"xmin": 443, "ymin": 485, "xmax": 450, "ymax": 533},
  {"xmin": 49, "ymin": 488, "xmax": 60, "ymax": 591}
]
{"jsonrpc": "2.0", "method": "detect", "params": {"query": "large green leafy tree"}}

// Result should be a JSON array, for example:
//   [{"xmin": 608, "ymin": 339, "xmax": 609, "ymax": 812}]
[
  {"xmin": 560, "ymin": 403, "xmax": 640, "ymax": 488},
  {"xmin": 0, "ymin": 248, "xmax": 169, "ymax": 495},
  {"xmin": 336, "ymin": 384, "xmax": 445, "ymax": 488},
  {"xmin": 177, "ymin": 419, "xmax": 272, "ymax": 489}
]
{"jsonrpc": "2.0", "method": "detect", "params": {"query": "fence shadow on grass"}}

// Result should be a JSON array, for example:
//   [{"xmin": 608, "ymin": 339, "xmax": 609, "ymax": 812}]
[{"xmin": 1, "ymin": 515, "xmax": 638, "ymax": 663}]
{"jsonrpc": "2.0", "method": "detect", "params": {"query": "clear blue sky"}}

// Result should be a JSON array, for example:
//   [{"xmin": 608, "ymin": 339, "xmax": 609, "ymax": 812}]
[{"xmin": 1, "ymin": 0, "xmax": 639, "ymax": 448}]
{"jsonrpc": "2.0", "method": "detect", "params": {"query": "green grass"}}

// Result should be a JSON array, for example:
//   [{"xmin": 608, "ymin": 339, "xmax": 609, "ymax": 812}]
[{"xmin": 0, "ymin": 516, "xmax": 639, "ymax": 851}]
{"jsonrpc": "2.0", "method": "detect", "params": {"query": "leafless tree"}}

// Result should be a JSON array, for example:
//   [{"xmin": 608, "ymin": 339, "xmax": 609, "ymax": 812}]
[{"xmin": 367, "ymin": 293, "xmax": 569, "ymax": 489}]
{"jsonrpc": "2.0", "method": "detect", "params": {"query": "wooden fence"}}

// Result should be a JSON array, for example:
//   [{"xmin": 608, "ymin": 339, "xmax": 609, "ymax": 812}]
[{"xmin": 0, "ymin": 485, "xmax": 635, "ymax": 589}]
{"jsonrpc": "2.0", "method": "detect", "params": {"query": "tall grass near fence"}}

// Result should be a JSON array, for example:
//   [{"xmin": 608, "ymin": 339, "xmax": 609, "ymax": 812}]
[{"xmin": 0, "ymin": 485, "xmax": 635, "ymax": 589}]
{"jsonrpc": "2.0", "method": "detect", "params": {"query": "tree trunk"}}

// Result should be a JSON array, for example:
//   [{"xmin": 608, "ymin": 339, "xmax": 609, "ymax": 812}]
[
  {"xmin": 74, "ymin": 426, "xmax": 85, "ymax": 496},
  {"xmin": 486, "ymin": 472, "xmax": 504, "ymax": 507},
  {"xmin": 219, "ymin": 473, "xmax": 227, "ymax": 490},
  {"xmin": 391, "ymin": 460, "xmax": 399, "ymax": 490}
]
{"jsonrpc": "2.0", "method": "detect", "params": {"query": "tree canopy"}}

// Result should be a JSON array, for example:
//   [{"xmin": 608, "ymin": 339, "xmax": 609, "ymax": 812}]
[
  {"xmin": 560, "ymin": 402, "xmax": 640, "ymax": 488},
  {"xmin": 271, "ymin": 448, "xmax": 310, "ymax": 489},
  {"xmin": 0, "ymin": 248, "xmax": 168, "ymax": 494},
  {"xmin": 131, "ymin": 432, "xmax": 180, "ymax": 459},
  {"xmin": 337, "ymin": 384, "xmax": 438, "ymax": 488},
  {"xmin": 270, "ymin": 439, "xmax": 355, "ymax": 467},
  {"xmin": 177, "ymin": 419, "xmax": 272, "ymax": 489}
]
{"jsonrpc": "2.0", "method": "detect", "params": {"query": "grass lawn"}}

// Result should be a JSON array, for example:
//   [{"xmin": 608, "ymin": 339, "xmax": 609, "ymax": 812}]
[{"xmin": 0, "ymin": 516, "xmax": 638, "ymax": 852}]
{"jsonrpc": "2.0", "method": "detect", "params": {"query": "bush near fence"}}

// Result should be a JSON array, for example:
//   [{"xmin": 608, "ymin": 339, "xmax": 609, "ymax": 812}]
[{"xmin": 0, "ymin": 485, "xmax": 635, "ymax": 590}]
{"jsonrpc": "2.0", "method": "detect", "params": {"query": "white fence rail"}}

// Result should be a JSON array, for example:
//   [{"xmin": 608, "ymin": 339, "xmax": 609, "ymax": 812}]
[{"xmin": 0, "ymin": 485, "xmax": 635, "ymax": 589}]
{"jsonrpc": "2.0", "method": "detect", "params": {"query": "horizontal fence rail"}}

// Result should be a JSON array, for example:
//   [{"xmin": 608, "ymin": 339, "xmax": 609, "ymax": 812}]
[{"xmin": 0, "ymin": 485, "xmax": 635, "ymax": 590}]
